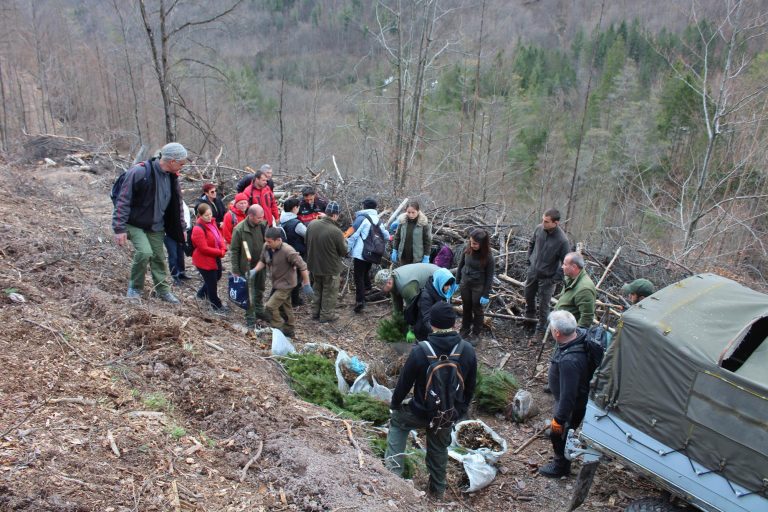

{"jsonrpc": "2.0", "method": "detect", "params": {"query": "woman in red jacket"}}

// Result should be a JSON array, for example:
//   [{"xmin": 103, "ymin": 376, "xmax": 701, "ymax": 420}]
[
  {"xmin": 192, "ymin": 203, "xmax": 227, "ymax": 311},
  {"xmin": 222, "ymin": 192, "xmax": 248, "ymax": 245}
]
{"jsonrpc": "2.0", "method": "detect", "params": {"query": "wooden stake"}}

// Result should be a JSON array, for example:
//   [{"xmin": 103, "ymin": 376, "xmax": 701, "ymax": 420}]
[
  {"xmin": 512, "ymin": 426, "xmax": 548, "ymax": 455},
  {"xmin": 239, "ymin": 440, "xmax": 263, "ymax": 482},
  {"xmin": 343, "ymin": 420, "xmax": 364, "ymax": 468}
]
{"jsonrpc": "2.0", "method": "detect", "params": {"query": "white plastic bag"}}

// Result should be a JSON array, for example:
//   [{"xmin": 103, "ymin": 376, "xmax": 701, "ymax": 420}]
[
  {"xmin": 271, "ymin": 328, "xmax": 296, "ymax": 356},
  {"xmin": 349, "ymin": 375, "xmax": 393, "ymax": 402},
  {"xmin": 335, "ymin": 350, "xmax": 357, "ymax": 394},
  {"xmin": 447, "ymin": 451, "xmax": 498, "ymax": 492},
  {"xmin": 451, "ymin": 419, "xmax": 508, "ymax": 463}
]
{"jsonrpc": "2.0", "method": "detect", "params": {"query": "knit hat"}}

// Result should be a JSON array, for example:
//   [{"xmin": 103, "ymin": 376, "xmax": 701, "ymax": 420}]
[
  {"xmin": 325, "ymin": 201, "xmax": 341, "ymax": 215},
  {"xmin": 621, "ymin": 278, "xmax": 654, "ymax": 297},
  {"xmin": 234, "ymin": 193, "xmax": 248, "ymax": 204},
  {"xmin": 362, "ymin": 197, "xmax": 377, "ymax": 209},
  {"xmin": 160, "ymin": 142, "xmax": 188, "ymax": 161},
  {"xmin": 430, "ymin": 301, "xmax": 456, "ymax": 329}
]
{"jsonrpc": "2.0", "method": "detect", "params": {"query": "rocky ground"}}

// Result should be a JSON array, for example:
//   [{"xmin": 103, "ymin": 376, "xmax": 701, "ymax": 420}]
[{"xmin": 0, "ymin": 159, "xmax": 667, "ymax": 511}]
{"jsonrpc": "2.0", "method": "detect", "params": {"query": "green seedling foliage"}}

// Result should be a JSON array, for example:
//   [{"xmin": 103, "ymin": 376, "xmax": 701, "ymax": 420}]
[
  {"xmin": 143, "ymin": 392, "xmax": 170, "ymax": 412},
  {"xmin": 377, "ymin": 312, "xmax": 408, "ymax": 343},
  {"xmin": 342, "ymin": 393, "xmax": 390, "ymax": 425},
  {"xmin": 283, "ymin": 353, "xmax": 344, "ymax": 409},
  {"xmin": 475, "ymin": 369, "xmax": 519, "ymax": 414}
]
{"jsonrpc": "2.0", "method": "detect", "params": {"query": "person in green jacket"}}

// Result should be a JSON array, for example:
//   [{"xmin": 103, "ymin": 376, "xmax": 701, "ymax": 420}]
[
  {"xmin": 230, "ymin": 204, "xmax": 269, "ymax": 329},
  {"xmin": 305, "ymin": 202, "xmax": 347, "ymax": 323},
  {"xmin": 390, "ymin": 200, "xmax": 432, "ymax": 267},
  {"xmin": 555, "ymin": 252, "xmax": 596, "ymax": 328}
]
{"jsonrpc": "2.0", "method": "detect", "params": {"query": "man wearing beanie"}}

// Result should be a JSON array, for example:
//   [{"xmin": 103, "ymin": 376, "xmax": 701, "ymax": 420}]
[
  {"xmin": 113, "ymin": 142, "xmax": 188, "ymax": 303},
  {"xmin": 385, "ymin": 301, "xmax": 477, "ymax": 499},
  {"xmin": 305, "ymin": 201, "xmax": 347, "ymax": 322}
]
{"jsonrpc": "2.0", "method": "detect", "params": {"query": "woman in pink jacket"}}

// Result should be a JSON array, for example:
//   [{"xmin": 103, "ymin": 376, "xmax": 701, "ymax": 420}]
[{"xmin": 192, "ymin": 203, "xmax": 227, "ymax": 311}]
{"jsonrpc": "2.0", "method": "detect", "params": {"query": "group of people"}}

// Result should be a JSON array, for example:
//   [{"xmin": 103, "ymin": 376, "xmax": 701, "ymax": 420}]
[{"xmin": 112, "ymin": 142, "xmax": 656, "ymax": 499}]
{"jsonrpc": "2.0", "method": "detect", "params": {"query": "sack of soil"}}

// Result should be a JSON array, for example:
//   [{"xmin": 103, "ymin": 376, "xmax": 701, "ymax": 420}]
[
  {"xmin": 350, "ymin": 374, "xmax": 393, "ymax": 402},
  {"xmin": 334, "ymin": 350, "xmax": 366, "ymax": 394},
  {"xmin": 448, "ymin": 420, "xmax": 508, "ymax": 493},
  {"xmin": 451, "ymin": 420, "xmax": 508, "ymax": 463}
]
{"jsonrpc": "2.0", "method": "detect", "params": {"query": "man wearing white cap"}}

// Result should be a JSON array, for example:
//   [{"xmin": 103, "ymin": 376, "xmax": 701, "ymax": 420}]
[{"xmin": 113, "ymin": 142, "xmax": 189, "ymax": 303}]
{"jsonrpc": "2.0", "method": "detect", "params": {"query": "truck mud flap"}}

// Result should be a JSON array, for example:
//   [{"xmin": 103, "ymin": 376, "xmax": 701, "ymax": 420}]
[{"xmin": 568, "ymin": 460, "xmax": 600, "ymax": 511}]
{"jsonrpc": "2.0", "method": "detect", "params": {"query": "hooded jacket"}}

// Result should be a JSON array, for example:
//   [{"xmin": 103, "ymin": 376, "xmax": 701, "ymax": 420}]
[
  {"xmin": 191, "ymin": 217, "xmax": 226, "ymax": 271},
  {"xmin": 393, "ymin": 211, "xmax": 432, "ymax": 264},
  {"xmin": 391, "ymin": 330, "xmax": 477, "ymax": 420},
  {"xmin": 413, "ymin": 269, "xmax": 458, "ymax": 340},
  {"xmin": 222, "ymin": 206, "xmax": 247, "ymax": 244},
  {"xmin": 346, "ymin": 209, "xmax": 390, "ymax": 260}
]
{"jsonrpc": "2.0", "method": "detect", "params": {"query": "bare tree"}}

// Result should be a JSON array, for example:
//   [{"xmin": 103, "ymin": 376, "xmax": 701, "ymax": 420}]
[{"xmin": 138, "ymin": 0, "xmax": 243, "ymax": 142}]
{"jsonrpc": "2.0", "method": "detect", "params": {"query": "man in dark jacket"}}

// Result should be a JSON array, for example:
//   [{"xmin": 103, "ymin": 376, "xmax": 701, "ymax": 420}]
[
  {"xmin": 230, "ymin": 205, "xmax": 269, "ymax": 329},
  {"xmin": 297, "ymin": 186, "xmax": 328, "ymax": 224},
  {"xmin": 236, "ymin": 164, "xmax": 274, "ymax": 193},
  {"xmin": 540, "ymin": 310, "xmax": 591, "ymax": 478},
  {"xmin": 386, "ymin": 302, "xmax": 477, "ymax": 499},
  {"xmin": 413, "ymin": 268, "xmax": 458, "ymax": 342},
  {"xmin": 524, "ymin": 208, "xmax": 570, "ymax": 333},
  {"xmin": 280, "ymin": 197, "xmax": 308, "ymax": 306},
  {"xmin": 113, "ymin": 142, "xmax": 187, "ymax": 304},
  {"xmin": 305, "ymin": 201, "xmax": 347, "ymax": 323}
]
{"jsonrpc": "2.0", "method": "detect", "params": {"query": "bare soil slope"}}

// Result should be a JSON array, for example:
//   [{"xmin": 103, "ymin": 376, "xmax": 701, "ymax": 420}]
[{"xmin": 0, "ymin": 160, "xmax": 661, "ymax": 511}]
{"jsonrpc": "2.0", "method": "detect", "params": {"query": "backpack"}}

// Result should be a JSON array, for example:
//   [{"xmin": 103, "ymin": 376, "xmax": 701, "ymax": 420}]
[
  {"xmin": 360, "ymin": 213, "xmax": 386, "ymax": 264},
  {"xmin": 110, "ymin": 160, "xmax": 152, "ymax": 207},
  {"xmin": 419, "ymin": 340, "xmax": 468, "ymax": 430},
  {"xmin": 183, "ymin": 223, "xmax": 207, "ymax": 257},
  {"xmin": 433, "ymin": 244, "xmax": 454, "ymax": 269},
  {"xmin": 563, "ymin": 328, "xmax": 606, "ymax": 378}
]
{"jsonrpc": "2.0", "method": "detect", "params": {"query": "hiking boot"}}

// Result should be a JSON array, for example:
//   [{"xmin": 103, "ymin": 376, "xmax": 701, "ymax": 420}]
[
  {"xmin": 319, "ymin": 315, "xmax": 338, "ymax": 324},
  {"xmin": 292, "ymin": 298, "xmax": 305, "ymax": 307},
  {"xmin": 427, "ymin": 487, "xmax": 445, "ymax": 500},
  {"xmin": 311, "ymin": 313, "xmax": 320, "ymax": 321},
  {"xmin": 538, "ymin": 460, "xmax": 571, "ymax": 478},
  {"xmin": 543, "ymin": 383, "xmax": 551, "ymax": 394},
  {"xmin": 177, "ymin": 272, "xmax": 192, "ymax": 280},
  {"xmin": 158, "ymin": 292, "xmax": 180, "ymax": 304},
  {"xmin": 126, "ymin": 288, "xmax": 142, "ymax": 299},
  {"xmin": 255, "ymin": 310, "xmax": 272, "ymax": 321},
  {"xmin": 281, "ymin": 329, "xmax": 295, "ymax": 338},
  {"xmin": 353, "ymin": 302, "xmax": 365, "ymax": 313}
]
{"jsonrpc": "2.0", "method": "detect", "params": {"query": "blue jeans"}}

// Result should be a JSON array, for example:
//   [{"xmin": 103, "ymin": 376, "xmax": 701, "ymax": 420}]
[{"xmin": 163, "ymin": 236, "xmax": 185, "ymax": 278}]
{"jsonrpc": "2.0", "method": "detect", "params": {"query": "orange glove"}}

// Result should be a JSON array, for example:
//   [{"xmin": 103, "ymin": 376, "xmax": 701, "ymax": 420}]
[
  {"xmin": 551, "ymin": 418, "xmax": 564, "ymax": 436},
  {"xmin": 343, "ymin": 227, "xmax": 355, "ymax": 238}
]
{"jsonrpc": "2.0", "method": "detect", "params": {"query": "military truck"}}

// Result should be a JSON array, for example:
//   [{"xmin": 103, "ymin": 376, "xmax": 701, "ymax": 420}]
[{"xmin": 566, "ymin": 273, "xmax": 768, "ymax": 512}]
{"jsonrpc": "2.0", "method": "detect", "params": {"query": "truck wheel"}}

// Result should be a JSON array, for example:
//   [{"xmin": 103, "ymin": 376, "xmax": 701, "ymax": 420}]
[{"xmin": 624, "ymin": 497, "xmax": 685, "ymax": 512}]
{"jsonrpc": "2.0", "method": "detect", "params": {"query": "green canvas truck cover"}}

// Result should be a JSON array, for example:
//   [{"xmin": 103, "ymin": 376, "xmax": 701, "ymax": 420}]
[{"xmin": 591, "ymin": 273, "xmax": 768, "ymax": 495}]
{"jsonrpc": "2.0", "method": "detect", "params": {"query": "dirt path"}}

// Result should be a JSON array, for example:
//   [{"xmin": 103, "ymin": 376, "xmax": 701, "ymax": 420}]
[{"xmin": 0, "ymin": 161, "xmax": 662, "ymax": 511}]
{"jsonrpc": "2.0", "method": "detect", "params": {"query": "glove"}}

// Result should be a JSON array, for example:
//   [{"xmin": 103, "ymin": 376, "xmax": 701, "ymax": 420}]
[
  {"xmin": 551, "ymin": 418, "xmax": 564, "ymax": 436},
  {"xmin": 391, "ymin": 249, "xmax": 398, "ymax": 263},
  {"xmin": 421, "ymin": 255, "xmax": 430, "ymax": 263},
  {"xmin": 480, "ymin": 296, "xmax": 490, "ymax": 306},
  {"xmin": 391, "ymin": 220, "xmax": 399, "ymax": 232},
  {"xmin": 406, "ymin": 330, "xmax": 416, "ymax": 343},
  {"xmin": 248, "ymin": 268, "xmax": 257, "ymax": 278},
  {"xmin": 302, "ymin": 284, "xmax": 314, "ymax": 298}
]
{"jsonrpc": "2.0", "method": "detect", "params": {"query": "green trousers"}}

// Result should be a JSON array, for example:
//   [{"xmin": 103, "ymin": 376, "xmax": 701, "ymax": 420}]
[
  {"xmin": 126, "ymin": 225, "xmax": 170, "ymax": 294},
  {"xmin": 384, "ymin": 403, "xmax": 452, "ymax": 494},
  {"xmin": 312, "ymin": 274, "xmax": 339, "ymax": 321},
  {"xmin": 246, "ymin": 269, "xmax": 266, "ymax": 326}
]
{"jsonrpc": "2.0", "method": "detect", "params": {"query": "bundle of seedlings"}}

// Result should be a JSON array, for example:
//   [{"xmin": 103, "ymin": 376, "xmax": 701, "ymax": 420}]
[
  {"xmin": 377, "ymin": 312, "xmax": 408, "ymax": 343},
  {"xmin": 342, "ymin": 394, "xmax": 391, "ymax": 425},
  {"xmin": 282, "ymin": 353, "xmax": 343, "ymax": 409},
  {"xmin": 455, "ymin": 422, "xmax": 503, "ymax": 452},
  {"xmin": 369, "ymin": 433, "xmax": 423, "ymax": 479},
  {"xmin": 474, "ymin": 368, "xmax": 519, "ymax": 414}
]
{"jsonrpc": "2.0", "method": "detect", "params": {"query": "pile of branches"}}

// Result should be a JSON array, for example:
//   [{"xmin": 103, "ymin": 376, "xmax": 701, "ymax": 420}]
[{"xmin": 23, "ymin": 133, "xmax": 103, "ymax": 161}]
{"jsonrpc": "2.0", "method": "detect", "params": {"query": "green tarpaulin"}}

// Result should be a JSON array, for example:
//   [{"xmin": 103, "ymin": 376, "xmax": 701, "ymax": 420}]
[{"xmin": 592, "ymin": 273, "xmax": 768, "ymax": 495}]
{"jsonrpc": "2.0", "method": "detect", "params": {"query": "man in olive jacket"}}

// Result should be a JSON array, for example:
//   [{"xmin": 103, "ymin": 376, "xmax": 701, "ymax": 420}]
[
  {"xmin": 305, "ymin": 202, "xmax": 347, "ymax": 323},
  {"xmin": 555, "ymin": 252, "xmax": 596, "ymax": 328},
  {"xmin": 230, "ymin": 205, "xmax": 268, "ymax": 328}
]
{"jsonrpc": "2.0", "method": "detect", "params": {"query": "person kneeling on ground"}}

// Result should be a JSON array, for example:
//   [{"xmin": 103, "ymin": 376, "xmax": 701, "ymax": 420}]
[
  {"xmin": 539, "ymin": 310, "xmax": 591, "ymax": 478},
  {"xmin": 413, "ymin": 268, "xmax": 458, "ymax": 342},
  {"xmin": 250, "ymin": 227, "xmax": 313, "ymax": 338},
  {"xmin": 385, "ymin": 301, "xmax": 477, "ymax": 499}
]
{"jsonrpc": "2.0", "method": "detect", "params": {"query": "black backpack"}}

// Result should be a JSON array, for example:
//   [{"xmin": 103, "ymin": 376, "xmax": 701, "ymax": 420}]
[
  {"xmin": 419, "ymin": 340, "xmax": 468, "ymax": 430},
  {"xmin": 183, "ymin": 223, "xmax": 207, "ymax": 257},
  {"xmin": 110, "ymin": 160, "xmax": 152, "ymax": 207},
  {"xmin": 360, "ymin": 213, "xmax": 386, "ymax": 264},
  {"xmin": 563, "ymin": 328, "xmax": 606, "ymax": 378}
]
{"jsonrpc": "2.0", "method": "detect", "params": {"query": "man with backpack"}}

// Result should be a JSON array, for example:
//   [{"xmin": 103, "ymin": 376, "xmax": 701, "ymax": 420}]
[
  {"xmin": 540, "ymin": 310, "xmax": 593, "ymax": 478},
  {"xmin": 385, "ymin": 302, "xmax": 477, "ymax": 499},
  {"xmin": 346, "ymin": 197, "xmax": 389, "ymax": 313},
  {"xmin": 280, "ymin": 197, "xmax": 308, "ymax": 307},
  {"xmin": 112, "ymin": 142, "xmax": 188, "ymax": 304}
]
